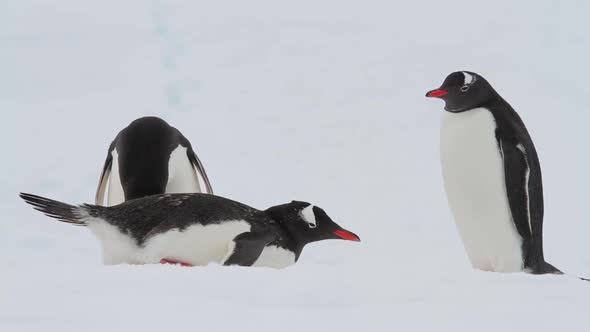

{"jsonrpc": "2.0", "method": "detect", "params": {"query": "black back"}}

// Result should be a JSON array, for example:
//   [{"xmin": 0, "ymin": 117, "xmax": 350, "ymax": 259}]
[
  {"xmin": 89, "ymin": 193, "xmax": 274, "ymax": 245},
  {"xmin": 116, "ymin": 117, "xmax": 177, "ymax": 200}
]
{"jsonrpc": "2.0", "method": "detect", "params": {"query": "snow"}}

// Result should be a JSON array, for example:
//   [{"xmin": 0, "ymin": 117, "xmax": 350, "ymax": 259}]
[{"xmin": 1, "ymin": 0, "xmax": 590, "ymax": 331}]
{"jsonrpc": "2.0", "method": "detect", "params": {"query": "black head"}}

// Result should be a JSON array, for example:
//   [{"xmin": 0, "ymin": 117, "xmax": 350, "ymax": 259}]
[
  {"xmin": 264, "ymin": 201, "xmax": 360, "ymax": 246},
  {"xmin": 425, "ymin": 71, "xmax": 498, "ymax": 113}
]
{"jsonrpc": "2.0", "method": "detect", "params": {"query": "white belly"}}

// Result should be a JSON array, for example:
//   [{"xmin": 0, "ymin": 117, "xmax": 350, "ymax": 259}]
[
  {"xmin": 88, "ymin": 218, "xmax": 251, "ymax": 266},
  {"xmin": 440, "ymin": 108, "xmax": 523, "ymax": 272},
  {"xmin": 253, "ymin": 245, "xmax": 296, "ymax": 269},
  {"xmin": 142, "ymin": 221, "xmax": 251, "ymax": 266},
  {"xmin": 88, "ymin": 218, "xmax": 142, "ymax": 265},
  {"xmin": 86, "ymin": 217, "xmax": 295, "ymax": 269}
]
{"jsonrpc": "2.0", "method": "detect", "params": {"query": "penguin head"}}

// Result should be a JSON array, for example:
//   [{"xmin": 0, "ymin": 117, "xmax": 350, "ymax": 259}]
[
  {"xmin": 426, "ymin": 71, "xmax": 497, "ymax": 112},
  {"xmin": 265, "ymin": 201, "xmax": 360, "ymax": 245}
]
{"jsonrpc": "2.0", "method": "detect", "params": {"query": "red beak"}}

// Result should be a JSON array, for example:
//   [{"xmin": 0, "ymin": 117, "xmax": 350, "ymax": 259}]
[
  {"xmin": 333, "ymin": 229, "xmax": 360, "ymax": 242},
  {"xmin": 426, "ymin": 89, "xmax": 448, "ymax": 98}
]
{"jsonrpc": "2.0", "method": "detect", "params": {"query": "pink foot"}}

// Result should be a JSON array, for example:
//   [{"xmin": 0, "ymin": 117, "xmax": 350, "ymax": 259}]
[{"xmin": 160, "ymin": 258, "xmax": 193, "ymax": 267}]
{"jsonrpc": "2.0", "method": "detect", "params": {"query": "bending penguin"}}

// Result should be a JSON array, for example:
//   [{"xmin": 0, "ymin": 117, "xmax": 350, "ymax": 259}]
[
  {"xmin": 19, "ymin": 192, "xmax": 360, "ymax": 268},
  {"xmin": 95, "ymin": 117, "xmax": 213, "ymax": 206},
  {"xmin": 426, "ymin": 71, "xmax": 560, "ymax": 275}
]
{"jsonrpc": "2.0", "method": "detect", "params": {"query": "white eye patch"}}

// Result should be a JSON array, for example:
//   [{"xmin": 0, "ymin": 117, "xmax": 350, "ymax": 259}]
[
  {"xmin": 299, "ymin": 205, "xmax": 317, "ymax": 228},
  {"xmin": 461, "ymin": 72, "xmax": 477, "ymax": 92},
  {"xmin": 462, "ymin": 72, "xmax": 474, "ymax": 85}
]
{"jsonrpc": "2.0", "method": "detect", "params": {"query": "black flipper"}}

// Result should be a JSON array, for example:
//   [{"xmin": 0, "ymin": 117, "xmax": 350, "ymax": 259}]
[
  {"xmin": 500, "ymin": 140, "xmax": 532, "ymax": 239},
  {"xmin": 499, "ymin": 139, "xmax": 559, "ymax": 273},
  {"xmin": 186, "ymin": 146, "xmax": 214, "ymax": 194},
  {"xmin": 223, "ymin": 232, "xmax": 277, "ymax": 266},
  {"xmin": 177, "ymin": 133, "xmax": 213, "ymax": 194}
]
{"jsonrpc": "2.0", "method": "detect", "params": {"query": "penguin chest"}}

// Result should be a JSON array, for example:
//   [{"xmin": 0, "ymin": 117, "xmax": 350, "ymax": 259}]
[
  {"xmin": 106, "ymin": 149, "xmax": 125, "ymax": 206},
  {"xmin": 142, "ymin": 221, "xmax": 252, "ymax": 266},
  {"xmin": 440, "ymin": 108, "xmax": 523, "ymax": 272},
  {"xmin": 253, "ymin": 246, "xmax": 296, "ymax": 269},
  {"xmin": 165, "ymin": 145, "xmax": 202, "ymax": 194}
]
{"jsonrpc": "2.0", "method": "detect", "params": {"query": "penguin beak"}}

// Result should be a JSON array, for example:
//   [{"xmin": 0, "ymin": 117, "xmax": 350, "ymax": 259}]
[
  {"xmin": 333, "ymin": 229, "xmax": 360, "ymax": 242},
  {"xmin": 425, "ymin": 89, "xmax": 448, "ymax": 98}
]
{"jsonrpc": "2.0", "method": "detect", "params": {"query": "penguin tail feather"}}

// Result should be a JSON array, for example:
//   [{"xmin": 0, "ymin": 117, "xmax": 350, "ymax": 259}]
[{"xmin": 19, "ymin": 193, "xmax": 90, "ymax": 226}]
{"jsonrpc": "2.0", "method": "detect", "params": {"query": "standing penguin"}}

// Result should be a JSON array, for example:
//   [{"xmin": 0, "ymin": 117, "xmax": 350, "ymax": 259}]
[
  {"xmin": 95, "ymin": 117, "xmax": 213, "ymax": 206},
  {"xmin": 426, "ymin": 71, "xmax": 560, "ymax": 274},
  {"xmin": 19, "ymin": 192, "xmax": 360, "ymax": 268}
]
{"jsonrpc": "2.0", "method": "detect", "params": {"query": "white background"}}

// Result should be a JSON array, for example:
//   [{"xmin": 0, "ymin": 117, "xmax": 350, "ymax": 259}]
[{"xmin": 1, "ymin": 1, "xmax": 589, "ymax": 331}]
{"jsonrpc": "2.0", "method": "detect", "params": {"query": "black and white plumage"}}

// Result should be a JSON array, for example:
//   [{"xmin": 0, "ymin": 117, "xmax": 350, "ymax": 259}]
[
  {"xmin": 95, "ymin": 117, "xmax": 213, "ymax": 206},
  {"xmin": 426, "ymin": 71, "xmax": 560, "ymax": 274},
  {"xmin": 20, "ymin": 192, "xmax": 360, "ymax": 268}
]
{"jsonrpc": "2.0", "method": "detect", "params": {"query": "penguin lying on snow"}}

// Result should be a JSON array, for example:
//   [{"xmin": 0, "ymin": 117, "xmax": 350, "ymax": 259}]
[
  {"xmin": 20, "ymin": 192, "xmax": 360, "ymax": 268},
  {"xmin": 96, "ymin": 116, "xmax": 213, "ymax": 206},
  {"xmin": 426, "ymin": 71, "xmax": 560, "ymax": 275}
]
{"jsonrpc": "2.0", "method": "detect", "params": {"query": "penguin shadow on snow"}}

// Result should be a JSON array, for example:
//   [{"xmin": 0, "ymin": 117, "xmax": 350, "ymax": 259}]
[{"xmin": 426, "ymin": 71, "xmax": 588, "ymax": 282}]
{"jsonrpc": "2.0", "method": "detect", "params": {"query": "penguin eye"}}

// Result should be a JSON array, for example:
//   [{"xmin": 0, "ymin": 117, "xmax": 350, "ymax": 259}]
[
  {"xmin": 307, "ymin": 221, "xmax": 317, "ymax": 228},
  {"xmin": 460, "ymin": 85, "xmax": 470, "ymax": 92}
]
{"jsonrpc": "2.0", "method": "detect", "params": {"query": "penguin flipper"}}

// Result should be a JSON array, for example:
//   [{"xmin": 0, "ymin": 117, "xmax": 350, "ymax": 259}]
[
  {"xmin": 177, "ymin": 133, "xmax": 213, "ymax": 194},
  {"xmin": 499, "ymin": 139, "xmax": 533, "ymax": 240},
  {"xmin": 95, "ymin": 143, "xmax": 114, "ymax": 206},
  {"xmin": 186, "ymin": 147, "xmax": 214, "ymax": 195},
  {"xmin": 499, "ymin": 138, "xmax": 558, "ymax": 271},
  {"xmin": 223, "ymin": 232, "xmax": 277, "ymax": 267}
]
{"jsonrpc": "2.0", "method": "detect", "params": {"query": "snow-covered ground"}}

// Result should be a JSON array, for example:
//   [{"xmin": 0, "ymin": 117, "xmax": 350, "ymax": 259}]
[{"xmin": 1, "ymin": 1, "xmax": 589, "ymax": 331}]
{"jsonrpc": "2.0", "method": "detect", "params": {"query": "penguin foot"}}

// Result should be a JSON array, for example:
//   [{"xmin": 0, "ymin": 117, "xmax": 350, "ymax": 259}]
[{"xmin": 160, "ymin": 258, "xmax": 193, "ymax": 267}]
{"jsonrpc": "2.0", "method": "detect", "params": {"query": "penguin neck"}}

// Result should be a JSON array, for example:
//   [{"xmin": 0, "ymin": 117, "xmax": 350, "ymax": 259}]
[
  {"xmin": 481, "ymin": 86, "xmax": 513, "ymax": 113},
  {"xmin": 272, "ymin": 223, "xmax": 307, "ymax": 261}
]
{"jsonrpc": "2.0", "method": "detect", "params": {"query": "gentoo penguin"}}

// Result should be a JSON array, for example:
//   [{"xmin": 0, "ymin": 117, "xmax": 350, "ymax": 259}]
[
  {"xmin": 19, "ymin": 192, "xmax": 360, "ymax": 268},
  {"xmin": 426, "ymin": 71, "xmax": 560, "ymax": 274},
  {"xmin": 95, "ymin": 117, "xmax": 213, "ymax": 206}
]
